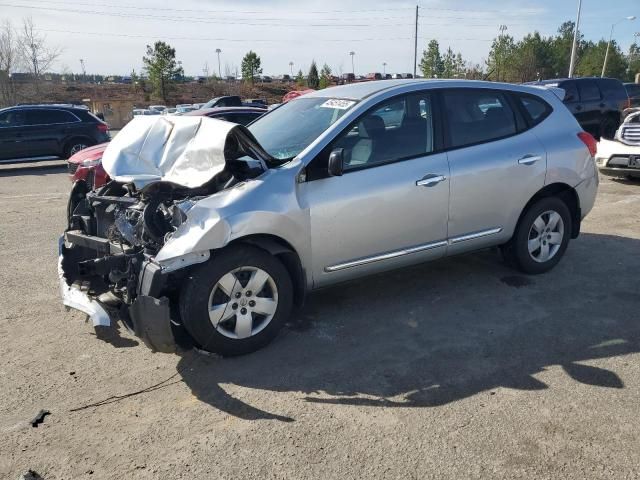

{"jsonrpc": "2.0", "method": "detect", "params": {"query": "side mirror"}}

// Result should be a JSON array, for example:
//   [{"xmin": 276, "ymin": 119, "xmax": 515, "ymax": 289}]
[{"xmin": 327, "ymin": 148, "xmax": 344, "ymax": 177}]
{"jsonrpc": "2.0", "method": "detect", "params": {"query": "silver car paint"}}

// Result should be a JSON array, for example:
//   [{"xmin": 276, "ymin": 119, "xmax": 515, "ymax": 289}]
[{"xmin": 154, "ymin": 80, "xmax": 598, "ymax": 291}]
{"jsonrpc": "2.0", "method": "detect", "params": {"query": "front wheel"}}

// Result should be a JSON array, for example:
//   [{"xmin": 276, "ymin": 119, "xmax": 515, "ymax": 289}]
[
  {"xmin": 180, "ymin": 245, "xmax": 293, "ymax": 356},
  {"xmin": 502, "ymin": 197, "xmax": 572, "ymax": 275}
]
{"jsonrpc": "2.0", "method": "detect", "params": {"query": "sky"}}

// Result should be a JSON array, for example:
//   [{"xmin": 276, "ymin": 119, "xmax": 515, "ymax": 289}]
[{"xmin": 2, "ymin": 0, "xmax": 639, "ymax": 76}]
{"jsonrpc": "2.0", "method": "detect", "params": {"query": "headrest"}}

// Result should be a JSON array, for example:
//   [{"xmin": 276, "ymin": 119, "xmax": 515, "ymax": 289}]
[{"xmin": 359, "ymin": 115, "xmax": 385, "ymax": 138}]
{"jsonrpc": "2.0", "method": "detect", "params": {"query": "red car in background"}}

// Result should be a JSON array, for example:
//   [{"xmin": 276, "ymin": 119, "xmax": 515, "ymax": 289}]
[{"xmin": 67, "ymin": 107, "xmax": 266, "ymax": 190}]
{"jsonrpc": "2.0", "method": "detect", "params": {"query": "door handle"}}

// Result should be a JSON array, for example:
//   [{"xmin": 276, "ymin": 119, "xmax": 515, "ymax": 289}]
[
  {"xmin": 518, "ymin": 154, "xmax": 542, "ymax": 165},
  {"xmin": 416, "ymin": 174, "xmax": 446, "ymax": 187}
]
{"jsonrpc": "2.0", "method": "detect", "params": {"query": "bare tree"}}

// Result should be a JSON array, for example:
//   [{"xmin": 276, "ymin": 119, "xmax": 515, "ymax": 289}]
[
  {"xmin": 0, "ymin": 20, "xmax": 20, "ymax": 106},
  {"xmin": 19, "ymin": 17, "xmax": 61, "ymax": 79}
]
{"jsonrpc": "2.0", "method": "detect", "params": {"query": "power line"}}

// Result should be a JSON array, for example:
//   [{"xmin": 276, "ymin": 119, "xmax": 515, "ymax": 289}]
[
  {"xmin": 0, "ymin": 3, "xmax": 416, "ymax": 27},
  {"xmin": 36, "ymin": 28, "xmax": 496, "ymax": 43},
  {"xmin": 7, "ymin": 0, "xmax": 417, "ymax": 19}
]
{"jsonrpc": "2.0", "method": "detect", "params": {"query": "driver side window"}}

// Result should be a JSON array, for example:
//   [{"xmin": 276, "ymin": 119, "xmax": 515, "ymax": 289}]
[{"xmin": 332, "ymin": 92, "xmax": 434, "ymax": 171}]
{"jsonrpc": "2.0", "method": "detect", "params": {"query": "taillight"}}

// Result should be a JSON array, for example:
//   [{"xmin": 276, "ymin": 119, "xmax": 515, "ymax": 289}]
[
  {"xmin": 577, "ymin": 131, "xmax": 597, "ymax": 157},
  {"xmin": 97, "ymin": 123, "xmax": 109, "ymax": 133}
]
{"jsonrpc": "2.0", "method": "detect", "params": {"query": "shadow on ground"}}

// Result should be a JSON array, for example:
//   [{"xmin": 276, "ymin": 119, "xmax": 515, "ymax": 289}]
[{"xmin": 172, "ymin": 233, "xmax": 639, "ymax": 421}]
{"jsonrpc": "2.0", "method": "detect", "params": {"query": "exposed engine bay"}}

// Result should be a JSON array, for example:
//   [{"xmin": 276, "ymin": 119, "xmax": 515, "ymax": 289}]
[{"xmin": 59, "ymin": 116, "xmax": 278, "ymax": 352}]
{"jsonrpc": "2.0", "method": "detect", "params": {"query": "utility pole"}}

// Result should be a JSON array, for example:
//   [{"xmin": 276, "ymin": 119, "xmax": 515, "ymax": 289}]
[
  {"xmin": 383, "ymin": 62, "xmax": 387, "ymax": 76},
  {"xmin": 413, "ymin": 5, "xmax": 418, "ymax": 78},
  {"xmin": 215, "ymin": 48, "xmax": 222, "ymax": 78},
  {"xmin": 349, "ymin": 51, "xmax": 355, "ymax": 76},
  {"xmin": 496, "ymin": 24, "xmax": 507, "ymax": 82},
  {"xmin": 289, "ymin": 61, "xmax": 294, "ymax": 76},
  {"xmin": 568, "ymin": 0, "xmax": 582, "ymax": 78}
]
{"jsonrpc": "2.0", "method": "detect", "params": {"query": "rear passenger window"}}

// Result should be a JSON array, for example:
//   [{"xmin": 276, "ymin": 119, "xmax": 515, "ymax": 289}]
[
  {"xmin": 599, "ymin": 79, "xmax": 625, "ymax": 98},
  {"xmin": 27, "ymin": 109, "xmax": 78, "ymax": 125},
  {"xmin": 578, "ymin": 81, "xmax": 601, "ymax": 102},
  {"xmin": 443, "ymin": 90, "xmax": 517, "ymax": 148},
  {"xmin": 517, "ymin": 94, "xmax": 551, "ymax": 125}
]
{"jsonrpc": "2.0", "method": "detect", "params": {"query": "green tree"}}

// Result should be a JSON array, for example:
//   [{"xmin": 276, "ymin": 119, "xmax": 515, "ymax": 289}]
[
  {"xmin": 142, "ymin": 41, "xmax": 182, "ymax": 102},
  {"xmin": 442, "ymin": 47, "xmax": 456, "ymax": 78},
  {"xmin": 513, "ymin": 32, "xmax": 553, "ymax": 82},
  {"xmin": 628, "ymin": 43, "xmax": 640, "ymax": 82},
  {"xmin": 295, "ymin": 69, "xmax": 305, "ymax": 87},
  {"xmin": 307, "ymin": 60, "xmax": 319, "ymax": 89},
  {"xmin": 487, "ymin": 34, "xmax": 516, "ymax": 82},
  {"xmin": 319, "ymin": 63, "xmax": 332, "ymax": 89},
  {"xmin": 241, "ymin": 50, "xmax": 262, "ymax": 84},
  {"xmin": 419, "ymin": 39, "xmax": 444, "ymax": 78},
  {"xmin": 577, "ymin": 40, "xmax": 627, "ymax": 79},
  {"xmin": 548, "ymin": 21, "xmax": 587, "ymax": 77},
  {"xmin": 454, "ymin": 53, "xmax": 466, "ymax": 78}
]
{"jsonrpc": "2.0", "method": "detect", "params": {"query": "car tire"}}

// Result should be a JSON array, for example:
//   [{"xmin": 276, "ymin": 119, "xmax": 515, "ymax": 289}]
[
  {"xmin": 599, "ymin": 116, "xmax": 618, "ymax": 140},
  {"xmin": 179, "ymin": 244, "xmax": 293, "ymax": 356},
  {"xmin": 501, "ymin": 196, "xmax": 572, "ymax": 275},
  {"xmin": 64, "ymin": 138, "xmax": 93, "ymax": 158}
]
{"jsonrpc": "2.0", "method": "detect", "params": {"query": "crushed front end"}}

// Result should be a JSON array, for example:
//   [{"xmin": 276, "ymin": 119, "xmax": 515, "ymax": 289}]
[{"xmin": 59, "ymin": 115, "xmax": 275, "ymax": 352}]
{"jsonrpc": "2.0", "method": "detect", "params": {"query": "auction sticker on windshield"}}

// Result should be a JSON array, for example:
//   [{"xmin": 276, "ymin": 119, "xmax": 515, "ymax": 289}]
[{"xmin": 321, "ymin": 99, "xmax": 356, "ymax": 110}]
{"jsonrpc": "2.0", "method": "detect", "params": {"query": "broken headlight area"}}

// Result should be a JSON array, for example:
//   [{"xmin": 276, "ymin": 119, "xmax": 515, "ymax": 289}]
[{"xmin": 60, "ymin": 164, "xmax": 260, "ymax": 352}]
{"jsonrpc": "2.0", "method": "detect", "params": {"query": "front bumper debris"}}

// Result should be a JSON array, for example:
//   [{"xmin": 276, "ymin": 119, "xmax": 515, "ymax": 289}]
[
  {"xmin": 58, "ymin": 235, "xmax": 177, "ymax": 353},
  {"xmin": 58, "ymin": 237, "xmax": 111, "ymax": 327}
]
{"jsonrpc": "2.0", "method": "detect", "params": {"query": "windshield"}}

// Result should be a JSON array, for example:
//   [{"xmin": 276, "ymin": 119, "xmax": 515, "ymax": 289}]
[
  {"xmin": 202, "ymin": 97, "xmax": 221, "ymax": 109},
  {"xmin": 247, "ymin": 97, "xmax": 356, "ymax": 160}
]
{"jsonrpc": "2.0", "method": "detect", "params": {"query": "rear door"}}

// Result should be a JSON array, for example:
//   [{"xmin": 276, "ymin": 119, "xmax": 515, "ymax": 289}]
[
  {"xmin": 576, "ymin": 80, "xmax": 602, "ymax": 129},
  {"xmin": 24, "ymin": 109, "xmax": 80, "ymax": 157},
  {"xmin": 442, "ymin": 88, "xmax": 547, "ymax": 254}
]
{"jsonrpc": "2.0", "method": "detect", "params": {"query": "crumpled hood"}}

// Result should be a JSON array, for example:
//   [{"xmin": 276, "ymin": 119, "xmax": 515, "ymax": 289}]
[{"xmin": 101, "ymin": 115, "xmax": 241, "ymax": 189}]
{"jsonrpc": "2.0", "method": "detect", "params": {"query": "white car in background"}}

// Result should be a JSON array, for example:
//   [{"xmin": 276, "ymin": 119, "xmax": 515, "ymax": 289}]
[{"xmin": 596, "ymin": 110, "xmax": 640, "ymax": 179}]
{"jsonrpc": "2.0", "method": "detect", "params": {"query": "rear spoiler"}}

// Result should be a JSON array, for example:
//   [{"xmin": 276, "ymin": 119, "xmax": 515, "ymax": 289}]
[{"xmin": 529, "ymin": 85, "xmax": 566, "ymax": 101}]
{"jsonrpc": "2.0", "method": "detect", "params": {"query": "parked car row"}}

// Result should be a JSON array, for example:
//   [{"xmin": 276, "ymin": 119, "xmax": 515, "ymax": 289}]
[{"xmin": 0, "ymin": 104, "xmax": 110, "ymax": 161}]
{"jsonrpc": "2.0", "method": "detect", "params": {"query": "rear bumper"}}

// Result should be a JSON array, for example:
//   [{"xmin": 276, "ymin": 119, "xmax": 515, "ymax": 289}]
[{"xmin": 598, "ymin": 166, "xmax": 640, "ymax": 178}]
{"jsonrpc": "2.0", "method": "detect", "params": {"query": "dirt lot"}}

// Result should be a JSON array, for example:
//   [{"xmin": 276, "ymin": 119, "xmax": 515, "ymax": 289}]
[{"xmin": 0, "ymin": 167, "xmax": 639, "ymax": 479}]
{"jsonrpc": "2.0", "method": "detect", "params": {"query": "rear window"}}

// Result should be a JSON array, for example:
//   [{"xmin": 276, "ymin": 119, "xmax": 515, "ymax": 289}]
[
  {"xmin": 577, "ymin": 80, "xmax": 601, "ymax": 102},
  {"xmin": 443, "ymin": 90, "xmax": 517, "ymax": 148},
  {"xmin": 626, "ymin": 84, "xmax": 640, "ymax": 97},
  {"xmin": 599, "ymin": 78, "xmax": 626, "ymax": 99},
  {"xmin": 517, "ymin": 94, "xmax": 552, "ymax": 125}
]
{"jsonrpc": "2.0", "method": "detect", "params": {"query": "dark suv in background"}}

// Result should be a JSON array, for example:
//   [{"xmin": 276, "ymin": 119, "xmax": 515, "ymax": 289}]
[
  {"xmin": 529, "ymin": 77, "xmax": 629, "ymax": 139},
  {"xmin": 0, "ymin": 104, "xmax": 110, "ymax": 161},
  {"xmin": 625, "ymin": 83, "xmax": 640, "ymax": 108}
]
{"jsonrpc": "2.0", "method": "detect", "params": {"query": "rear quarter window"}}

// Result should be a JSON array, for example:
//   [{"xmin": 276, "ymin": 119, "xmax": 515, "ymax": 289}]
[
  {"xmin": 599, "ymin": 79, "xmax": 627, "ymax": 99},
  {"xmin": 516, "ymin": 94, "xmax": 552, "ymax": 126}
]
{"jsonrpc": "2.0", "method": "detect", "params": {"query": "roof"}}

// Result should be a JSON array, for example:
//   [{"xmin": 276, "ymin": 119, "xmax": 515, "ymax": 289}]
[
  {"xmin": 302, "ymin": 79, "xmax": 552, "ymax": 101},
  {"xmin": 183, "ymin": 106, "xmax": 266, "ymax": 116}
]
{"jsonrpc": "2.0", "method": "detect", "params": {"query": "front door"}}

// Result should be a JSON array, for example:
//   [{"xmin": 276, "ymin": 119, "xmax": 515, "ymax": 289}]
[{"xmin": 302, "ymin": 91, "xmax": 450, "ymax": 287}]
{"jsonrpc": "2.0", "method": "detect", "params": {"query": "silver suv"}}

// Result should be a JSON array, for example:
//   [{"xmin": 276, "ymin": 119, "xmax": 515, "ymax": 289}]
[{"xmin": 60, "ymin": 80, "xmax": 598, "ymax": 356}]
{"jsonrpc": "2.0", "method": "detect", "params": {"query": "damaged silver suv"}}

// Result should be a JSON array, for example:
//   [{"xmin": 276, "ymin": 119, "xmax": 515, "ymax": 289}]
[{"xmin": 60, "ymin": 80, "xmax": 599, "ymax": 356}]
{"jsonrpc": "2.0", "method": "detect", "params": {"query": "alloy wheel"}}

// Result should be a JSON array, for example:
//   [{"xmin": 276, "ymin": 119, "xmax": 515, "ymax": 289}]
[
  {"xmin": 207, "ymin": 266, "xmax": 279, "ymax": 339},
  {"xmin": 527, "ymin": 210, "xmax": 564, "ymax": 263},
  {"xmin": 70, "ymin": 143, "xmax": 89, "ymax": 155}
]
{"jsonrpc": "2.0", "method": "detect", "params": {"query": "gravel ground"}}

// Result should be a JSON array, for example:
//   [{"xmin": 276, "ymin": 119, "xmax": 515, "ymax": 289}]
[{"xmin": 0, "ymin": 167, "xmax": 639, "ymax": 479}]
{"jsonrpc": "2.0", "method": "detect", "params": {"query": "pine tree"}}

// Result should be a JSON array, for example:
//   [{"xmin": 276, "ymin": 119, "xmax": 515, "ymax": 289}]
[
  {"xmin": 419, "ymin": 40, "xmax": 444, "ymax": 78},
  {"xmin": 307, "ymin": 60, "xmax": 319, "ymax": 89}
]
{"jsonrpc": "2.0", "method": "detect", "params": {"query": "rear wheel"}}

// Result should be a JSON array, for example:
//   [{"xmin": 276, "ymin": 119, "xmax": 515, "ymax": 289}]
[
  {"xmin": 599, "ymin": 116, "xmax": 618, "ymax": 140},
  {"xmin": 64, "ymin": 138, "xmax": 93, "ymax": 158},
  {"xmin": 502, "ymin": 197, "xmax": 572, "ymax": 274},
  {"xmin": 180, "ymin": 245, "xmax": 293, "ymax": 356}
]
